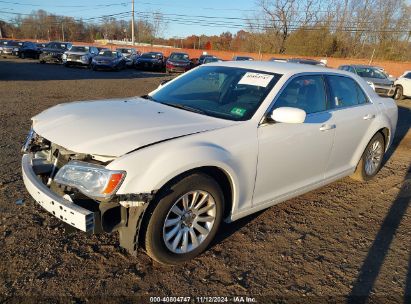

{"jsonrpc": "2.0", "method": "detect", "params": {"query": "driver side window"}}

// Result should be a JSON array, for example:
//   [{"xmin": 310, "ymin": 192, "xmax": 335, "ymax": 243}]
[{"xmin": 273, "ymin": 75, "xmax": 327, "ymax": 114}]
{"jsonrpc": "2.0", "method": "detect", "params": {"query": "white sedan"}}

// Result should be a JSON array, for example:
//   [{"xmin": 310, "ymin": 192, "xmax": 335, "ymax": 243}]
[
  {"xmin": 21, "ymin": 61, "xmax": 398, "ymax": 264},
  {"xmin": 394, "ymin": 70, "xmax": 411, "ymax": 100}
]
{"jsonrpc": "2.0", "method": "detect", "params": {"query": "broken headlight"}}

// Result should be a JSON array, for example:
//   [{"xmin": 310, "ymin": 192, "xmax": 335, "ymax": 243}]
[{"xmin": 54, "ymin": 161, "xmax": 126, "ymax": 200}]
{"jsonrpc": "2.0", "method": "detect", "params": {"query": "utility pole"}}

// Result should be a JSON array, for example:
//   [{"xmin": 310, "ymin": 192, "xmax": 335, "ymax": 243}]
[
  {"xmin": 61, "ymin": 23, "xmax": 65, "ymax": 41},
  {"xmin": 131, "ymin": 0, "xmax": 135, "ymax": 45}
]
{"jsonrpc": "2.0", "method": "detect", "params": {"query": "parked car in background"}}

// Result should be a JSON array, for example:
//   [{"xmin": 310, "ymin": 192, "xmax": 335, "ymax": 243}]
[
  {"xmin": 0, "ymin": 40, "xmax": 23, "ymax": 56},
  {"xmin": 232, "ymin": 56, "xmax": 254, "ymax": 61},
  {"xmin": 203, "ymin": 56, "xmax": 221, "ymax": 64},
  {"xmin": 16, "ymin": 41, "xmax": 43, "ymax": 59},
  {"xmin": 63, "ymin": 45, "xmax": 99, "ymax": 68},
  {"xmin": 269, "ymin": 57, "xmax": 287, "ymax": 63},
  {"xmin": 198, "ymin": 54, "xmax": 215, "ymax": 65},
  {"xmin": 135, "ymin": 52, "xmax": 165, "ymax": 71},
  {"xmin": 394, "ymin": 71, "xmax": 411, "ymax": 100},
  {"xmin": 116, "ymin": 48, "xmax": 139, "ymax": 67},
  {"xmin": 375, "ymin": 66, "xmax": 396, "ymax": 82},
  {"xmin": 21, "ymin": 61, "xmax": 397, "ymax": 265},
  {"xmin": 338, "ymin": 64, "xmax": 395, "ymax": 97},
  {"xmin": 39, "ymin": 42, "xmax": 72, "ymax": 64},
  {"xmin": 91, "ymin": 50, "xmax": 126, "ymax": 71},
  {"xmin": 11, "ymin": 41, "xmax": 29, "ymax": 57},
  {"xmin": 0, "ymin": 40, "xmax": 10, "ymax": 54},
  {"xmin": 96, "ymin": 47, "xmax": 108, "ymax": 52},
  {"xmin": 166, "ymin": 52, "xmax": 192, "ymax": 73},
  {"xmin": 287, "ymin": 58, "xmax": 326, "ymax": 66},
  {"xmin": 36, "ymin": 43, "xmax": 47, "ymax": 49}
]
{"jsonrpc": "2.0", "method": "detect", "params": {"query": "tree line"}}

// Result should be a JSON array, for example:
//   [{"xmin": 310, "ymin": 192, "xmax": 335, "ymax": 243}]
[{"xmin": 1, "ymin": 0, "xmax": 410, "ymax": 61}]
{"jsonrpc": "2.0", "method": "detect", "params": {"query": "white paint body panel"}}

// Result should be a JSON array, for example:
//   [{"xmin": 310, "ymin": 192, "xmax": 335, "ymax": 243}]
[
  {"xmin": 30, "ymin": 61, "xmax": 398, "ymax": 222},
  {"xmin": 394, "ymin": 72, "xmax": 411, "ymax": 97}
]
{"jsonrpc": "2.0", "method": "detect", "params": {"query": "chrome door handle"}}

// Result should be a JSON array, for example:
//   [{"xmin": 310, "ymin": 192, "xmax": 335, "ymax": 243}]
[
  {"xmin": 319, "ymin": 124, "xmax": 336, "ymax": 131},
  {"xmin": 363, "ymin": 114, "xmax": 375, "ymax": 120}
]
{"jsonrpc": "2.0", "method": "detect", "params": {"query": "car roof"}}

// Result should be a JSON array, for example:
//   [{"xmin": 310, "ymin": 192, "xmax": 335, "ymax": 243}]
[{"xmin": 206, "ymin": 60, "xmax": 348, "ymax": 76}]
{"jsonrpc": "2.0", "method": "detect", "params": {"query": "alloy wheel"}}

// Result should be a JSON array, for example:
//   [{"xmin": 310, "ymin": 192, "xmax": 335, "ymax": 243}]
[{"xmin": 162, "ymin": 190, "xmax": 216, "ymax": 254}]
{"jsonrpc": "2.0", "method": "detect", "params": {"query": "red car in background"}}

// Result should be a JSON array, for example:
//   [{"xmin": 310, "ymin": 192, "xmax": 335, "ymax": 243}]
[{"xmin": 166, "ymin": 52, "xmax": 192, "ymax": 73}]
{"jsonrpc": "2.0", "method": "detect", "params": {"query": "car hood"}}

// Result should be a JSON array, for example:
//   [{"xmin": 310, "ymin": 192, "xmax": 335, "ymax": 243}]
[
  {"xmin": 362, "ymin": 77, "xmax": 392, "ymax": 86},
  {"xmin": 32, "ymin": 98, "xmax": 236, "ymax": 157},
  {"xmin": 94, "ymin": 56, "xmax": 116, "ymax": 61},
  {"xmin": 42, "ymin": 48, "xmax": 66, "ymax": 53},
  {"xmin": 66, "ymin": 51, "xmax": 87, "ymax": 56},
  {"xmin": 168, "ymin": 59, "xmax": 190, "ymax": 64},
  {"xmin": 138, "ymin": 57, "xmax": 159, "ymax": 62}
]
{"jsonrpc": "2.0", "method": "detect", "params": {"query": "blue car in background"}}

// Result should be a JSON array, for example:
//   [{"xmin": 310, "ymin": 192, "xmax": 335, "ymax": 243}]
[{"xmin": 91, "ymin": 50, "xmax": 126, "ymax": 71}]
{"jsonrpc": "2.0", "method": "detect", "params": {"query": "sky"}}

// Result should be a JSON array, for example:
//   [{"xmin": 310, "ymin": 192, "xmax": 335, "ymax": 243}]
[{"xmin": 0, "ymin": 0, "xmax": 257, "ymax": 38}]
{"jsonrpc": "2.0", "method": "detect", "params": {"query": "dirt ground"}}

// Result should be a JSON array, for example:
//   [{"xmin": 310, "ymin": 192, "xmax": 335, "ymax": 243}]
[{"xmin": 0, "ymin": 58, "xmax": 410, "ymax": 303}]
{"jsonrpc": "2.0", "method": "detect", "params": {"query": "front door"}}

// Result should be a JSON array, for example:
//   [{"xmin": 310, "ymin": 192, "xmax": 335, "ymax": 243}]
[{"xmin": 253, "ymin": 74, "xmax": 335, "ymax": 206}]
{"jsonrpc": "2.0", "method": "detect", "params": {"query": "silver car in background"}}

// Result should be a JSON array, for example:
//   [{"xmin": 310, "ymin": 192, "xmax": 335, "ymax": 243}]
[
  {"xmin": 63, "ymin": 45, "xmax": 100, "ymax": 68},
  {"xmin": 338, "ymin": 64, "xmax": 395, "ymax": 97},
  {"xmin": 116, "ymin": 48, "xmax": 139, "ymax": 67}
]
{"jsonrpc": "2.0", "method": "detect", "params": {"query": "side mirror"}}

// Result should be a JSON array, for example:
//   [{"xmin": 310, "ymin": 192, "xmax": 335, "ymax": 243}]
[{"xmin": 270, "ymin": 107, "xmax": 306, "ymax": 124}]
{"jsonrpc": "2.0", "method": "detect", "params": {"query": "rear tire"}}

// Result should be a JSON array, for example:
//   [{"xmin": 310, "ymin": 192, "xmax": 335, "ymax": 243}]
[
  {"xmin": 394, "ymin": 85, "xmax": 404, "ymax": 100},
  {"xmin": 143, "ymin": 173, "xmax": 224, "ymax": 265},
  {"xmin": 351, "ymin": 132, "xmax": 385, "ymax": 181}
]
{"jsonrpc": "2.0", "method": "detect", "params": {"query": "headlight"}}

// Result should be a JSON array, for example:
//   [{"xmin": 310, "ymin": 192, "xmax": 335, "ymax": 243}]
[
  {"xmin": 54, "ymin": 161, "xmax": 126, "ymax": 200},
  {"xmin": 13, "ymin": 47, "xmax": 18, "ymax": 51},
  {"xmin": 81, "ymin": 55, "xmax": 87, "ymax": 61},
  {"xmin": 367, "ymin": 81, "xmax": 375, "ymax": 91},
  {"xmin": 62, "ymin": 53, "xmax": 67, "ymax": 59}
]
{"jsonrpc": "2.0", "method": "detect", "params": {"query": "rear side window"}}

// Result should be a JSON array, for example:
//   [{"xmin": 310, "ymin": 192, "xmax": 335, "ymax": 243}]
[
  {"xmin": 326, "ymin": 76, "xmax": 367, "ymax": 109},
  {"xmin": 274, "ymin": 75, "xmax": 327, "ymax": 114}
]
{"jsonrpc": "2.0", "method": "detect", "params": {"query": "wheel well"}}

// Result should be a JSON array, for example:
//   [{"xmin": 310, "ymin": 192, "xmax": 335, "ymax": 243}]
[
  {"xmin": 378, "ymin": 127, "xmax": 389, "ymax": 150},
  {"xmin": 137, "ymin": 166, "xmax": 234, "ymax": 247}
]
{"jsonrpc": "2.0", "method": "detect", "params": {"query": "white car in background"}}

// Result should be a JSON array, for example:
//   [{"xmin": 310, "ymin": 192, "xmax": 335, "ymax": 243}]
[
  {"xmin": 394, "ymin": 70, "xmax": 411, "ymax": 100},
  {"xmin": 21, "ymin": 62, "xmax": 397, "ymax": 265}
]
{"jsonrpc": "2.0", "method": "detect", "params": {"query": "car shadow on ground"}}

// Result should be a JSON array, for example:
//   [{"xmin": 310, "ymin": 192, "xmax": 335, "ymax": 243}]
[
  {"xmin": 382, "ymin": 105, "xmax": 411, "ymax": 166},
  {"xmin": 348, "ymin": 104, "xmax": 411, "ymax": 303},
  {"xmin": 347, "ymin": 162, "xmax": 411, "ymax": 304},
  {"xmin": 0, "ymin": 58, "xmax": 169, "ymax": 81}
]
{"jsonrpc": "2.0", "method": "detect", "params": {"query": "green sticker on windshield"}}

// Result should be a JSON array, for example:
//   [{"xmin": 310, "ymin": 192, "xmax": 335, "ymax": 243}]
[{"xmin": 230, "ymin": 107, "xmax": 246, "ymax": 116}]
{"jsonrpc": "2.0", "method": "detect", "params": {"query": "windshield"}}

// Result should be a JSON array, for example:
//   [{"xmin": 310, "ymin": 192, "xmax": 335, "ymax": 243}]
[
  {"xmin": 235, "ymin": 57, "xmax": 253, "ymax": 61},
  {"xmin": 6, "ymin": 41, "xmax": 19, "ymax": 46},
  {"xmin": 141, "ymin": 53, "xmax": 157, "ymax": 58},
  {"xmin": 355, "ymin": 67, "xmax": 387, "ymax": 79},
  {"xmin": 169, "ymin": 53, "xmax": 189, "ymax": 61},
  {"xmin": 98, "ymin": 51, "xmax": 116, "ymax": 57},
  {"xmin": 151, "ymin": 66, "xmax": 281, "ymax": 121},
  {"xmin": 204, "ymin": 57, "xmax": 218, "ymax": 63},
  {"xmin": 70, "ymin": 46, "xmax": 89, "ymax": 52},
  {"xmin": 47, "ymin": 43, "xmax": 67, "ymax": 49}
]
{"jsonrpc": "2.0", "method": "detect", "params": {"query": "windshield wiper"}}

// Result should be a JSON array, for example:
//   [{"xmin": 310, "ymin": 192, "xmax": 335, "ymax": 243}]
[
  {"xmin": 160, "ymin": 102, "xmax": 206, "ymax": 115},
  {"xmin": 141, "ymin": 95, "xmax": 156, "ymax": 101}
]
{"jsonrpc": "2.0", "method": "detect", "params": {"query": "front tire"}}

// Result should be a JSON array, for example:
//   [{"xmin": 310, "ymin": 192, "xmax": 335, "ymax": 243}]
[
  {"xmin": 144, "ymin": 173, "xmax": 224, "ymax": 265},
  {"xmin": 351, "ymin": 132, "xmax": 385, "ymax": 181},
  {"xmin": 394, "ymin": 85, "xmax": 404, "ymax": 100}
]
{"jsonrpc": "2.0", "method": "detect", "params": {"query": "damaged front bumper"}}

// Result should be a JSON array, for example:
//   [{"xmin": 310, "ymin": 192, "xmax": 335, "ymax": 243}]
[
  {"xmin": 21, "ymin": 152, "xmax": 153, "ymax": 240},
  {"xmin": 22, "ymin": 154, "xmax": 95, "ymax": 232}
]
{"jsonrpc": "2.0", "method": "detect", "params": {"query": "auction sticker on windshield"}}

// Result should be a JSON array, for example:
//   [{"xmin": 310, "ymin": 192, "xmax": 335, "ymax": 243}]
[{"xmin": 238, "ymin": 72, "xmax": 274, "ymax": 87}]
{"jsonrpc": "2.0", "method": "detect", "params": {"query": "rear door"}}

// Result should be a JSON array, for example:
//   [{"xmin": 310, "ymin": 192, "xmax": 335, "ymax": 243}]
[{"xmin": 323, "ymin": 75, "xmax": 379, "ymax": 179}]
